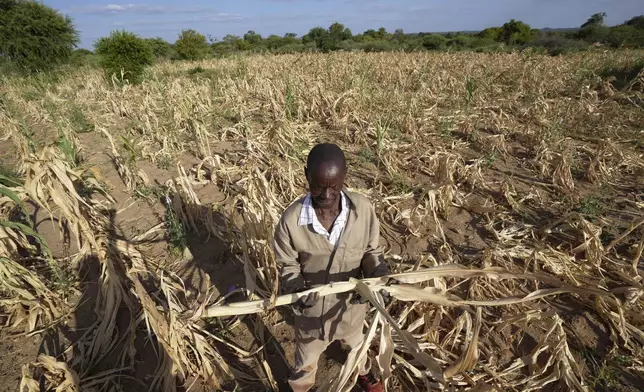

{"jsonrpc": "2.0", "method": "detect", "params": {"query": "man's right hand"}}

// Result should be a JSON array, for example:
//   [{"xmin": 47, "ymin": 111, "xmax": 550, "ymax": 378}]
[{"xmin": 293, "ymin": 291, "xmax": 320, "ymax": 315}]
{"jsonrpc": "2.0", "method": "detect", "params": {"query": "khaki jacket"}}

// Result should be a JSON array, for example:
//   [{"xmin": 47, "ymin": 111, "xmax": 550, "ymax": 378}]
[{"xmin": 273, "ymin": 191, "xmax": 388, "ymax": 342}]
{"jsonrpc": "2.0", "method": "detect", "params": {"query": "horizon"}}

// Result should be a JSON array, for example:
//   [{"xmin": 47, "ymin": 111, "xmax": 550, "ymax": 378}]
[{"xmin": 45, "ymin": 0, "xmax": 644, "ymax": 49}]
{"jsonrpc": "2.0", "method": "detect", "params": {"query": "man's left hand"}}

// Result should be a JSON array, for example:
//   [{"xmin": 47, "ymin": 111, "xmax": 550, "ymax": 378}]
[
  {"xmin": 350, "ymin": 289, "xmax": 393, "ymax": 305},
  {"xmin": 350, "ymin": 277, "xmax": 397, "ymax": 306}
]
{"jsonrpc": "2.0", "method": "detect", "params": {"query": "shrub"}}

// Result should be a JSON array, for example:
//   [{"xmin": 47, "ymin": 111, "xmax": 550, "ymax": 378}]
[
  {"xmin": 500, "ymin": 19, "xmax": 536, "ymax": 45},
  {"xmin": 145, "ymin": 37, "xmax": 172, "ymax": 58},
  {"xmin": 275, "ymin": 43, "xmax": 306, "ymax": 54},
  {"xmin": 175, "ymin": 29, "xmax": 210, "ymax": 60},
  {"xmin": 95, "ymin": 30, "xmax": 154, "ymax": 84},
  {"xmin": 526, "ymin": 36, "xmax": 589, "ymax": 55},
  {"xmin": 478, "ymin": 27, "xmax": 503, "ymax": 41},
  {"xmin": 604, "ymin": 25, "xmax": 644, "ymax": 48},
  {"xmin": 360, "ymin": 40, "xmax": 394, "ymax": 52},
  {"xmin": 447, "ymin": 34, "xmax": 474, "ymax": 49},
  {"xmin": 70, "ymin": 49, "xmax": 99, "ymax": 67},
  {"xmin": 422, "ymin": 34, "xmax": 448, "ymax": 50},
  {"xmin": 0, "ymin": 0, "xmax": 79, "ymax": 73}
]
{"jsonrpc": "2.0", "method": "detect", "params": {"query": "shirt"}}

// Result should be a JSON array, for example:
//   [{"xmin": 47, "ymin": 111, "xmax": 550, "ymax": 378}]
[{"xmin": 297, "ymin": 191, "xmax": 349, "ymax": 247}]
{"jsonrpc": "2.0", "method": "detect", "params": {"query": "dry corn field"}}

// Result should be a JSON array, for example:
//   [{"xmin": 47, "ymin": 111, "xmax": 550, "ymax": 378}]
[{"xmin": 1, "ymin": 50, "xmax": 643, "ymax": 392}]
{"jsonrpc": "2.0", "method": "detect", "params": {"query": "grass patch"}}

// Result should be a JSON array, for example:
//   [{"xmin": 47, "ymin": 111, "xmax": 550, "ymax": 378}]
[
  {"xmin": 576, "ymin": 195, "xmax": 607, "ymax": 220},
  {"xmin": 582, "ymin": 351, "xmax": 631, "ymax": 391},
  {"xmin": 438, "ymin": 118, "xmax": 454, "ymax": 139},
  {"xmin": 165, "ymin": 204, "xmax": 187, "ymax": 256},
  {"xmin": 484, "ymin": 151, "xmax": 499, "ymax": 167},
  {"xmin": 388, "ymin": 173, "xmax": 415, "ymax": 194},
  {"xmin": 57, "ymin": 131, "xmax": 81, "ymax": 167},
  {"xmin": 357, "ymin": 147, "xmax": 374, "ymax": 165},
  {"xmin": 186, "ymin": 66, "xmax": 221, "ymax": 81},
  {"xmin": 156, "ymin": 155, "xmax": 174, "ymax": 171},
  {"xmin": 134, "ymin": 184, "xmax": 165, "ymax": 201},
  {"xmin": 0, "ymin": 163, "xmax": 22, "ymax": 187},
  {"xmin": 69, "ymin": 106, "xmax": 94, "ymax": 133}
]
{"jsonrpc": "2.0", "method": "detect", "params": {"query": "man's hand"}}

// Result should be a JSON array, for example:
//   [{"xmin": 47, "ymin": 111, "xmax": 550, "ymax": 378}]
[
  {"xmin": 292, "ymin": 291, "xmax": 320, "ymax": 315},
  {"xmin": 350, "ymin": 278, "xmax": 398, "ymax": 306}
]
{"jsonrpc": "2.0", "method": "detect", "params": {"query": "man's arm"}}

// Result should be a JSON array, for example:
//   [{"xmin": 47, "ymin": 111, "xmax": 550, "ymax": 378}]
[
  {"xmin": 361, "ymin": 203, "xmax": 389, "ymax": 278},
  {"xmin": 273, "ymin": 217, "xmax": 304, "ymax": 293}
]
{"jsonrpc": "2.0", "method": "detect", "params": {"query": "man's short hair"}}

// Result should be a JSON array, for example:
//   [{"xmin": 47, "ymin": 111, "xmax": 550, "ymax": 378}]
[{"xmin": 306, "ymin": 143, "xmax": 347, "ymax": 171}]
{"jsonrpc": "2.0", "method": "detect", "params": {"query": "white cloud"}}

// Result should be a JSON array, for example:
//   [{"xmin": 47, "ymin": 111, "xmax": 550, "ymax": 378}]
[{"xmin": 68, "ymin": 4, "xmax": 221, "ymax": 15}]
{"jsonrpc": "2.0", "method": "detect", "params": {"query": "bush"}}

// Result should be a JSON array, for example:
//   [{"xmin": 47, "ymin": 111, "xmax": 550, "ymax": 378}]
[
  {"xmin": 478, "ymin": 27, "xmax": 502, "ymax": 41},
  {"xmin": 422, "ymin": 34, "xmax": 447, "ymax": 50},
  {"xmin": 95, "ymin": 30, "xmax": 154, "ymax": 84},
  {"xmin": 447, "ymin": 34, "xmax": 474, "ymax": 49},
  {"xmin": 0, "ymin": 0, "xmax": 79, "ymax": 73},
  {"xmin": 275, "ymin": 43, "xmax": 306, "ymax": 54},
  {"xmin": 604, "ymin": 25, "xmax": 644, "ymax": 48},
  {"xmin": 360, "ymin": 40, "xmax": 394, "ymax": 52},
  {"xmin": 526, "ymin": 36, "xmax": 589, "ymax": 55},
  {"xmin": 175, "ymin": 29, "xmax": 209, "ymax": 60},
  {"xmin": 145, "ymin": 37, "xmax": 172, "ymax": 58},
  {"xmin": 70, "ymin": 49, "xmax": 99, "ymax": 67},
  {"xmin": 500, "ymin": 19, "xmax": 536, "ymax": 45}
]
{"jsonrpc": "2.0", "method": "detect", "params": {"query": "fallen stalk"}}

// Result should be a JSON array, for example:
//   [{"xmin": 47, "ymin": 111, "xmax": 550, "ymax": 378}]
[{"xmin": 197, "ymin": 265, "xmax": 610, "ymax": 319}]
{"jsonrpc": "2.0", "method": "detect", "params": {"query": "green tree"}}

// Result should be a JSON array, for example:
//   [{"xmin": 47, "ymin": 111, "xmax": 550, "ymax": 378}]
[
  {"xmin": 578, "ymin": 13, "xmax": 610, "ymax": 42},
  {"xmin": 70, "ymin": 48, "xmax": 98, "ymax": 67},
  {"xmin": 282, "ymin": 32, "xmax": 299, "ymax": 46},
  {"xmin": 581, "ymin": 12, "xmax": 607, "ymax": 29},
  {"xmin": 393, "ymin": 28, "xmax": 406, "ymax": 43},
  {"xmin": 377, "ymin": 27, "xmax": 389, "ymax": 40},
  {"xmin": 243, "ymin": 30, "xmax": 263, "ymax": 48},
  {"xmin": 605, "ymin": 25, "xmax": 644, "ymax": 48},
  {"xmin": 145, "ymin": 37, "xmax": 171, "ymax": 58},
  {"xmin": 175, "ymin": 29, "xmax": 209, "ymax": 60},
  {"xmin": 303, "ymin": 27, "xmax": 331, "ymax": 51},
  {"xmin": 625, "ymin": 15, "xmax": 644, "ymax": 29},
  {"xmin": 362, "ymin": 29, "xmax": 378, "ymax": 40},
  {"xmin": 95, "ymin": 30, "xmax": 153, "ymax": 83},
  {"xmin": 235, "ymin": 39, "xmax": 253, "ymax": 51},
  {"xmin": 329, "ymin": 22, "xmax": 352, "ymax": 41},
  {"xmin": 422, "ymin": 34, "xmax": 447, "ymax": 50},
  {"xmin": 499, "ymin": 19, "xmax": 535, "ymax": 44},
  {"xmin": 478, "ymin": 27, "xmax": 502, "ymax": 41},
  {"xmin": 265, "ymin": 35, "xmax": 283, "ymax": 50},
  {"xmin": 0, "ymin": 0, "xmax": 79, "ymax": 73}
]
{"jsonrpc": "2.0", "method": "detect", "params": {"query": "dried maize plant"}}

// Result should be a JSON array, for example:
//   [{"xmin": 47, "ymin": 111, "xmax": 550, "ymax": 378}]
[
  {"xmin": 502, "ymin": 181, "xmax": 538, "ymax": 220},
  {"xmin": 552, "ymin": 149, "xmax": 575, "ymax": 193},
  {"xmin": 585, "ymin": 139, "xmax": 621, "ymax": 184},
  {"xmin": 232, "ymin": 168, "xmax": 282, "ymax": 299},
  {"xmin": 20, "ymin": 355, "xmax": 81, "ymax": 392},
  {"xmin": 16, "ymin": 147, "xmax": 137, "ymax": 382},
  {"xmin": 199, "ymin": 264, "xmax": 614, "ymax": 391},
  {"xmin": 23, "ymin": 146, "xmax": 113, "ymax": 258},
  {"xmin": 0, "ymin": 171, "xmax": 63, "ymax": 333},
  {"xmin": 100, "ymin": 127, "xmax": 137, "ymax": 191},
  {"xmin": 129, "ymin": 270, "xmax": 236, "ymax": 391},
  {"xmin": 0, "ymin": 256, "xmax": 61, "ymax": 334},
  {"xmin": 533, "ymin": 140, "xmax": 557, "ymax": 178}
]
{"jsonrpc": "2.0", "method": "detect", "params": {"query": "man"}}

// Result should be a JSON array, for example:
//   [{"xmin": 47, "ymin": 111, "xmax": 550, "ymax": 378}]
[{"xmin": 273, "ymin": 143, "xmax": 388, "ymax": 392}]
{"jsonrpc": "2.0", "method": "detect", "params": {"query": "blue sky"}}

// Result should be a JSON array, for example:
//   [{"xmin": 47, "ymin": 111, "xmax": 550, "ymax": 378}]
[{"xmin": 48, "ymin": 0, "xmax": 644, "ymax": 49}]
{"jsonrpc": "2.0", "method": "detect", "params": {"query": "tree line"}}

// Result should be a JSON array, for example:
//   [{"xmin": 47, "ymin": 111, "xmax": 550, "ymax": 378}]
[
  {"xmin": 129, "ymin": 13, "xmax": 644, "ymax": 61},
  {"xmin": 1, "ymin": 0, "xmax": 643, "ymax": 82}
]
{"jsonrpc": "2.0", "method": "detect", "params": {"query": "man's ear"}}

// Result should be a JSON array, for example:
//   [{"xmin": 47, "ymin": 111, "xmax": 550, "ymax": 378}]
[{"xmin": 304, "ymin": 167, "xmax": 309, "ymax": 182}]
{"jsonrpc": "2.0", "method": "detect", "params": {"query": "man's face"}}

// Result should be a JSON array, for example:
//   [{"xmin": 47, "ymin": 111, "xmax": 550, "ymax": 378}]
[{"xmin": 306, "ymin": 162, "xmax": 346, "ymax": 209}]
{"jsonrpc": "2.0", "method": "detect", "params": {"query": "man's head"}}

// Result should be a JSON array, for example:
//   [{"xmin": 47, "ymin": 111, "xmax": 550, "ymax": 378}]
[{"xmin": 305, "ymin": 143, "xmax": 347, "ymax": 209}]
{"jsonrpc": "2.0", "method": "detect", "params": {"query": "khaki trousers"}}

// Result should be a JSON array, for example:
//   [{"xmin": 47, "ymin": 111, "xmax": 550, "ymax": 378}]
[{"xmin": 288, "ymin": 326, "xmax": 370, "ymax": 392}]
